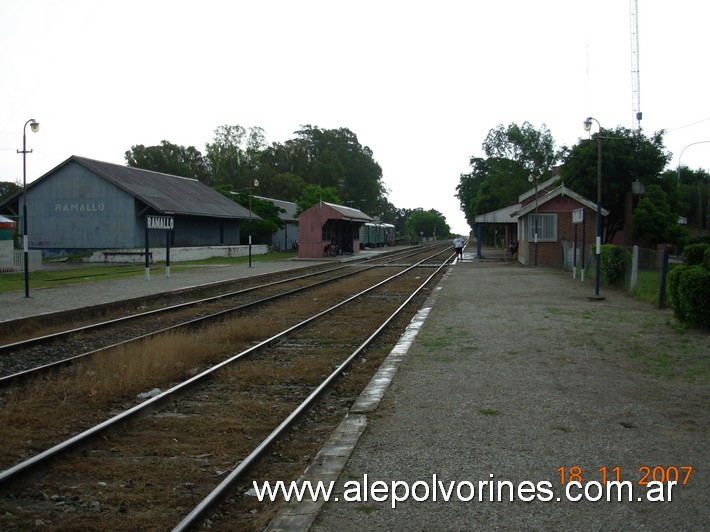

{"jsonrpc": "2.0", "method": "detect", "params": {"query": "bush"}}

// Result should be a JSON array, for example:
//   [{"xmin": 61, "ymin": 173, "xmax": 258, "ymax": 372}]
[
  {"xmin": 687, "ymin": 234, "xmax": 710, "ymax": 246},
  {"xmin": 667, "ymin": 264, "xmax": 688, "ymax": 321},
  {"xmin": 676, "ymin": 266, "xmax": 710, "ymax": 328},
  {"xmin": 704, "ymin": 248, "xmax": 710, "ymax": 271},
  {"xmin": 600, "ymin": 244, "xmax": 626, "ymax": 285},
  {"xmin": 682, "ymin": 243, "xmax": 710, "ymax": 266}
]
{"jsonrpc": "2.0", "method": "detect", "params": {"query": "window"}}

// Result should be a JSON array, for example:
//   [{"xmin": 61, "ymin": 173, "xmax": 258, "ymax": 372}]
[{"xmin": 528, "ymin": 213, "xmax": 556, "ymax": 242}]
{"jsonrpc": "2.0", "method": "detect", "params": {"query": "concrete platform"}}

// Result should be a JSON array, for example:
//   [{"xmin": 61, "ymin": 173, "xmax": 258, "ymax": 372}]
[{"xmin": 268, "ymin": 258, "xmax": 708, "ymax": 531}]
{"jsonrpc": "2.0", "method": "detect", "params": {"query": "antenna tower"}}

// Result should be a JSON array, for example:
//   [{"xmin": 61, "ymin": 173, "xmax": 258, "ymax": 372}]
[{"xmin": 630, "ymin": 0, "xmax": 642, "ymax": 130}]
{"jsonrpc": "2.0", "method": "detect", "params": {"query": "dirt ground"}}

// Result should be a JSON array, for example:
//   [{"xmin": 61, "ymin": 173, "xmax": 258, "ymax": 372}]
[{"xmin": 311, "ymin": 261, "xmax": 709, "ymax": 531}]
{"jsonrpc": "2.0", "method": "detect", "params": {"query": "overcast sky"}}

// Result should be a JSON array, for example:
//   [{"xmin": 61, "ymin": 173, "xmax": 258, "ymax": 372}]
[{"xmin": 1, "ymin": 0, "xmax": 708, "ymax": 234}]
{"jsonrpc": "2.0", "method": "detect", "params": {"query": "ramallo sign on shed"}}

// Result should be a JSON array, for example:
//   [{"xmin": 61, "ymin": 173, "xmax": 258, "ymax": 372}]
[{"xmin": 147, "ymin": 216, "xmax": 175, "ymax": 231}]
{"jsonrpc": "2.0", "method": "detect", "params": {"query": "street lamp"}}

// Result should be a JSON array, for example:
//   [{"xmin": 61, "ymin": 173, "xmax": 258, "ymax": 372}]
[
  {"xmin": 583, "ymin": 116, "xmax": 604, "ymax": 299},
  {"xmin": 248, "ymin": 179, "xmax": 259, "ymax": 267},
  {"xmin": 17, "ymin": 119, "xmax": 39, "ymax": 298}
]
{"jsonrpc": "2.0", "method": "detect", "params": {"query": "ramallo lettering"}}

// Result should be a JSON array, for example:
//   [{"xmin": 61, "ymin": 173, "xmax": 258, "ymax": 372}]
[
  {"xmin": 55, "ymin": 203, "xmax": 105, "ymax": 213},
  {"xmin": 147, "ymin": 216, "xmax": 175, "ymax": 230}
]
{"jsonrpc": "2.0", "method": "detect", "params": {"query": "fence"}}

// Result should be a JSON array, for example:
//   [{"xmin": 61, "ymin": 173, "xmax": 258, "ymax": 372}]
[
  {"xmin": 2, "ymin": 250, "xmax": 43, "ymax": 273},
  {"xmin": 571, "ymin": 245, "xmax": 673, "ymax": 307}
]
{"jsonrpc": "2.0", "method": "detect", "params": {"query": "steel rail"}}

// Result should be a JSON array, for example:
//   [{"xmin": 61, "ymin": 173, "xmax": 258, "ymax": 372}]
[
  {"xmin": 0, "ymin": 244, "xmax": 433, "ymax": 353},
  {"xmin": 174, "ymin": 252, "xmax": 454, "ymax": 530},
  {"xmin": 0, "ymin": 245, "xmax": 447, "ymax": 384},
  {"xmin": 0, "ymin": 264, "xmax": 376, "ymax": 386},
  {"xmin": 0, "ymin": 266, "xmax": 346, "ymax": 353},
  {"xmin": 0, "ymin": 248, "xmax": 451, "ymax": 487}
]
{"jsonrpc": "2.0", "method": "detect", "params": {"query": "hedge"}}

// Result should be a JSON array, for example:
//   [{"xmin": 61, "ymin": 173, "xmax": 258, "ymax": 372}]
[
  {"xmin": 600, "ymin": 244, "xmax": 626, "ymax": 285},
  {"xmin": 682, "ymin": 243, "xmax": 710, "ymax": 266},
  {"xmin": 668, "ymin": 264, "xmax": 710, "ymax": 328}
]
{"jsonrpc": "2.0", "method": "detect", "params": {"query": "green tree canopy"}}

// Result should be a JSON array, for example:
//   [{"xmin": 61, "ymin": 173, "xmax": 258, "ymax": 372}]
[
  {"xmin": 296, "ymin": 184, "xmax": 342, "ymax": 214},
  {"xmin": 230, "ymin": 192, "xmax": 283, "ymax": 244},
  {"xmin": 632, "ymin": 184, "xmax": 688, "ymax": 247},
  {"xmin": 204, "ymin": 125, "xmax": 267, "ymax": 188},
  {"xmin": 457, "ymin": 122, "xmax": 558, "ymax": 228},
  {"xmin": 122, "ymin": 124, "xmax": 420, "ymax": 240},
  {"xmin": 662, "ymin": 166, "xmax": 710, "ymax": 231},
  {"xmin": 560, "ymin": 127, "xmax": 670, "ymax": 243},
  {"xmin": 405, "ymin": 208, "xmax": 450, "ymax": 240},
  {"xmin": 125, "ymin": 140, "xmax": 209, "ymax": 182},
  {"xmin": 288, "ymin": 126, "xmax": 386, "ymax": 215},
  {"xmin": 482, "ymin": 121, "xmax": 558, "ymax": 177},
  {"xmin": 0, "ymin": 181, "xmax": 21, "ymax": 204}
]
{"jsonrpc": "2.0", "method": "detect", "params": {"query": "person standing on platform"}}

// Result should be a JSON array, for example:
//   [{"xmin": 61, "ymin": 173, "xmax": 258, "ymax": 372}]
[{"xmin": 453, "ymin": 235, "xmax": 464, "ymax": 259}]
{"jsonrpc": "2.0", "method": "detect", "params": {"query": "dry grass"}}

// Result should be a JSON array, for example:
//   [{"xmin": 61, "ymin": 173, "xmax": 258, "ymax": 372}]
[{"xmin": 0, "ymin": 316, "xmax": 281, "ymax": 467}]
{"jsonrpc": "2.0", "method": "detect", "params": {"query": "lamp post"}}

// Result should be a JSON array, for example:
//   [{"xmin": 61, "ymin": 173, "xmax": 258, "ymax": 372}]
[
  {"xmin": 17, "ymin": 119, "xmax": 39, "ymax": 298},
  {"xmin": 583, "ymin": 116, "xmax": 604, "ymax": 299},
  {"xmin": 248, "ymin": 179, "xmax": 259, "ymax": 267}
]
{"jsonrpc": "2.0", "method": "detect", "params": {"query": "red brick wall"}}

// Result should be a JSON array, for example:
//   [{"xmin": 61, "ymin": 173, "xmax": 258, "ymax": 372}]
[{"xmin": 525, "ymin": 207, "xmax": 600, "ymax": 267}]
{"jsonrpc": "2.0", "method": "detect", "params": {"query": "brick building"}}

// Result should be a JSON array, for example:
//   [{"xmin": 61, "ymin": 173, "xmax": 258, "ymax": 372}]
[{"xmin": 475, "ymin": 178, "xmax": 608, "ymax": 267}]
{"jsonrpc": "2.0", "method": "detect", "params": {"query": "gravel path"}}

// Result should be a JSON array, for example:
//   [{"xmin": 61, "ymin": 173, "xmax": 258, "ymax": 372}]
[
  {"xmin": 0, "ymin": 260, "xmax": 321, "ymax": 322},
  {"xmin": 307, "ymin": 260, "xmax": 708, "ymax": 531}
]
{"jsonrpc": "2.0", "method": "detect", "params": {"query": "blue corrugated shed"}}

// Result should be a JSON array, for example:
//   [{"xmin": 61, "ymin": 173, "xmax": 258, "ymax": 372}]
[{"xmin": 0, "ymin": 155, "xmax": 259, "ymax": 253}]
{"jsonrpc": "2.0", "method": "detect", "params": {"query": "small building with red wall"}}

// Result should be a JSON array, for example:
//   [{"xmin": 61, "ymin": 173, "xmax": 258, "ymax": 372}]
[
  {"xmin": 513, "ymin": 184, "xmax": 608, "ymax": 267},
  {"xmin": 298, "ymin": 201, "xmax": 373, "ymax": 258}
]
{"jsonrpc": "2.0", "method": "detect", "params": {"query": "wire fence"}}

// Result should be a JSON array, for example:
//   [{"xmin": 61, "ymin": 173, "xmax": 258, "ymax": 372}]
[{"xmin": 567, "ymin": 245, "xmax": 673, "ymax": 307}]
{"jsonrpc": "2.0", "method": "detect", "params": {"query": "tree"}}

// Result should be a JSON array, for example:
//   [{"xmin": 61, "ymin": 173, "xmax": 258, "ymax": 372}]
[
  {"xmin": 125, "ymin": 141, "xmax": 209, "ymax": 182},
  {"xmin": 204, "ymin": 124, "xmax": 249, "ymax": 188},
  {"xmin": 0, "ymin": 181, "xmax": 21, "ymax": 204},
  {"xmin": 663, "ymin": 166, "xmax": 710, "ymax": 231},
  {"xmin": 458, "ymin": 157, "xmax": 532, "ymax": 225},
  {"xmin": 457, "ymin": 122, "xmax": 558, "ymax": 228},
  {"xmin": 262, "ymin": 172, "xmax": 306, "ymax": 203},
  {"xmin": 123, "ymin": 124, "xmax": 403, "ymax": 235},
  {"xmin": 560, "ymin": 127, "xmax": 670, "ymax": 243},
  {"xmin": 230, "ymin": 193, "xmax": 283, "ymax": 245},
  {"xmin": 290, "ymin": 126, "xmax": 386, "ymax": 214},
  {"xmin": 482, "ymin": 121, "xmax": 558, "ymax": 176},
  {"xmin": 632, "ymin": 184, "xmax": 688, "ymax": 247},
  {"xmin": 296, "ymin": 184, "xmax": 342, "ymax": 214},
  {"xmin": 405, "ymin": 208, "xmax": 450, "ymax": 240}
]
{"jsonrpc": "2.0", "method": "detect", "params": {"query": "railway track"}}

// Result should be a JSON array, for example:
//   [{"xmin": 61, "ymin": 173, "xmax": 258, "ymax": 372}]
[
  {"xmin": 0, "ymin": 245, "xmax": 452, "ymax": 530},
  {"xmin": 0, "ymin": 244, "xmax": 443, "ymax": 384}
]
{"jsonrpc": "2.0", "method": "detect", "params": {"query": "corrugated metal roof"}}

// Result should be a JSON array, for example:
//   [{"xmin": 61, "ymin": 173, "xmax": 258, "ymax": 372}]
[
  {"xmin": 68, "ymin": 156, "xmax": 258, "ymax": 220},
  {"xmin": 253, "ymin": 196, "xmax": 299, "ymax": 222},
  {"xmin": 475, "ymin": 204, "xmax": 520, "ymax": 224},
  {"xmin": 322, "ymin": 202, "xmax": 373, "ymax": 222}
]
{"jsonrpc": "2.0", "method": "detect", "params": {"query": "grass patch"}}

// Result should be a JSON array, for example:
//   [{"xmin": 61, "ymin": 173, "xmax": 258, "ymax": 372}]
[
  {"xmin": 0, "ymin": 264, "xmax": 146, "ymax": 292},
  {"xmin": 552, "ymin": 424, "xmax": 572, "ymax": 432},
  {"xmin": 479, "ymin": 408, "xmax": 501, "ymax": 416},
  {"xmin": 631, "ymin": 269, "xmax": 663, "ymax": 304},
  {"xmin": 418, "ymin": 333, "xmax": 453, "ymax": 349},
  {"xmin": 0, "ymin": 251, "xmax": 297, "ymax": 293}
]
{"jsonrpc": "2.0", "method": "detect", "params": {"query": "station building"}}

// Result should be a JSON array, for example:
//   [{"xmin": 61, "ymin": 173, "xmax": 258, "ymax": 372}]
[
  {"xmin": 474, "ymin": 175, "xmax": 608, "ymax": 267},
  {"xmin": 0, "ymin": 155, "xmax": 258, "ymax": 258}
]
